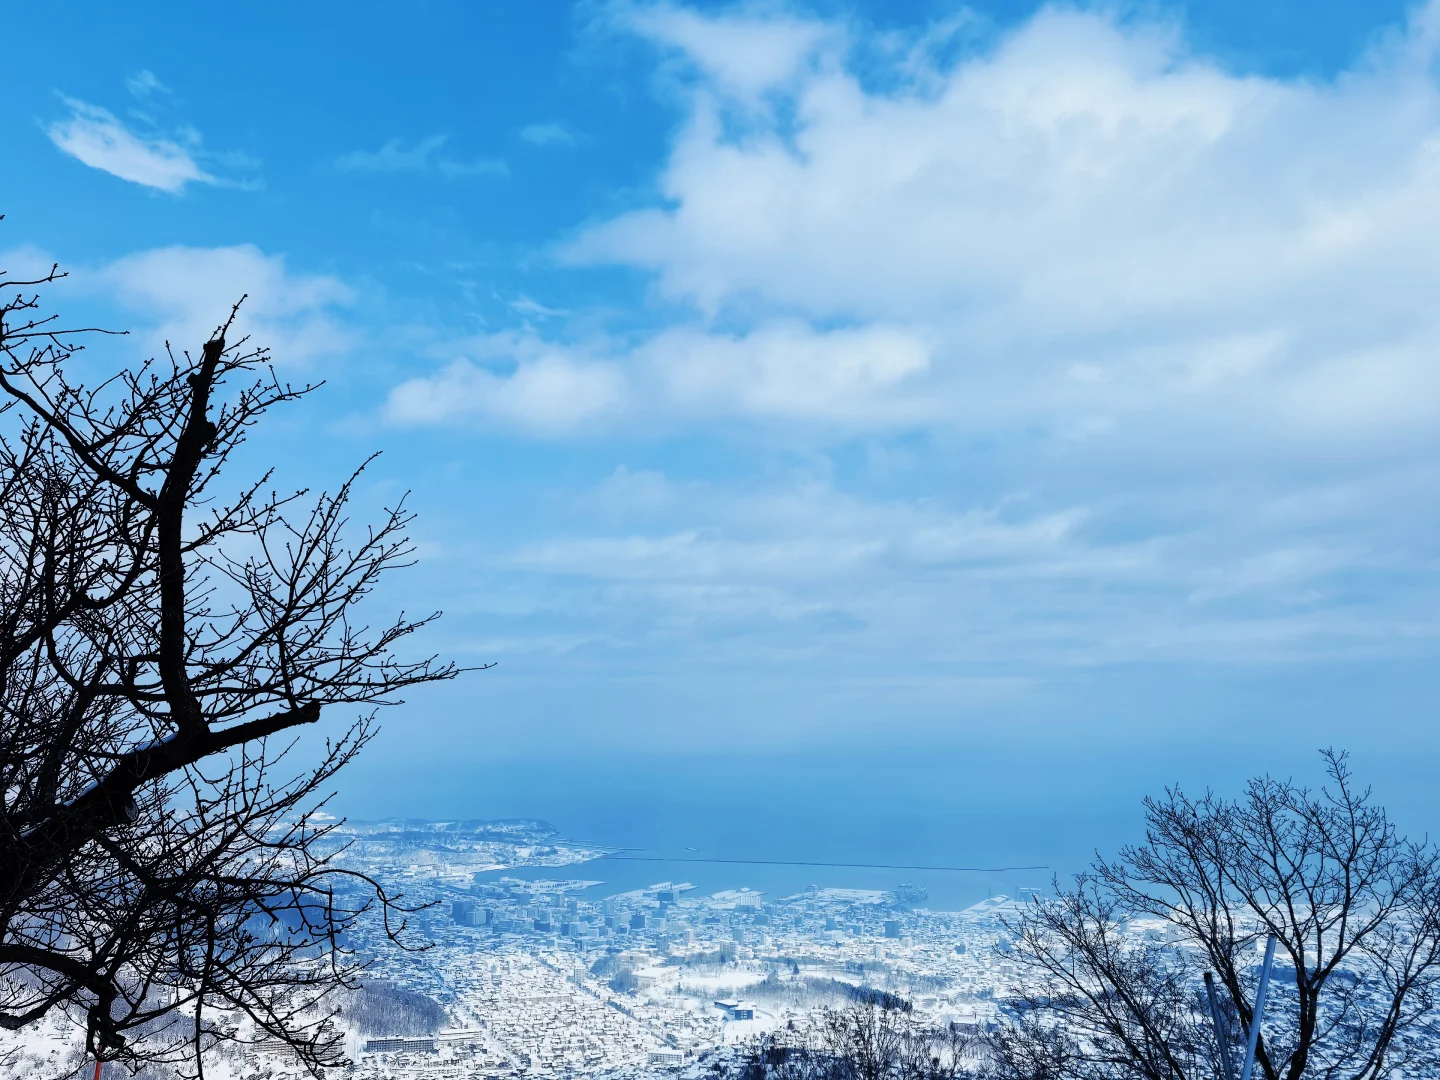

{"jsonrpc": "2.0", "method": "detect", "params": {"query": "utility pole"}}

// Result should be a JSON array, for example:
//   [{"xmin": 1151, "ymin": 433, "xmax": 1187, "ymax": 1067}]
[
  {"xmin": 1204, "ymin": 935, "xmax": 1277, "ymax": 1080},
  {"xmin": 1204, "ymin": 971, "xmax": 1236, "ymax": 1080},
  {"xmin": 1240, "ymin": 936, "xmax": 1278, "ymax": 1080}
]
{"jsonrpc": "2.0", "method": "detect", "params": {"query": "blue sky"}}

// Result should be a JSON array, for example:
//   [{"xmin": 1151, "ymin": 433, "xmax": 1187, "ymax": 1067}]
[{"xmin": 6, "ymin": 1, "xmax": 1440, "ymax": 865}]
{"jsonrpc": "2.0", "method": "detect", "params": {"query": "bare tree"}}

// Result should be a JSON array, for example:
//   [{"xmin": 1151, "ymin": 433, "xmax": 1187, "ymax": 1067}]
[
  {"xmin": 736, "ymin": 997, "xmax": 979, "ymax": 1080},
  {"xmin": 986, "ymin": 884, "xmax": 1212, "ymax": 1080},
  {"xmin": 823, "ymin": 997, "xmax": 911, "ymax": 1080},
  {"xmin": 0, "ymin": 256, "xmax": 461, "ymax": 1076},
  {"xmin": 991, "ymin": 750, "xmax": 1440, "ymax": 1080}
]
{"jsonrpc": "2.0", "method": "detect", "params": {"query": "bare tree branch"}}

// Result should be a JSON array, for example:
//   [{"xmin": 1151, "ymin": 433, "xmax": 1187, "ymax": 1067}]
[
  {"xmin": 0, "ymin": 255, "xmax": 469, "ymax": 1077},
  {"xmin": 988, "ymin": 751, "xmax": 1440, "ymax": 1080}
]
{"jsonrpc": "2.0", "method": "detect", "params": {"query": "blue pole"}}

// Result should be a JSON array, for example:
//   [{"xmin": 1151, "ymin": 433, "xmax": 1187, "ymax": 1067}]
[
  {"xmin": 1204, "ymin": 971, "xmax": 1236, "ymax": 1080},
  {"xmin": 1239, "ymin": 936, "xmax": 1277, "ymax": 1080}
]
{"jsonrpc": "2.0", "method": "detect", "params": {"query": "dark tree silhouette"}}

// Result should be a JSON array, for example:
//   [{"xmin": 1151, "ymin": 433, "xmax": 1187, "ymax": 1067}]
[
  {"xmin": 733, "ymin": 996, "xmax": 977, "ymax": 1080},
  {"xmin": 0, "ymin": 256, "xmax": 460, "ymax": 1076},
  {"xmin": 989, "ymin": 750, "xmax": 1440, "ymax": 1080}
]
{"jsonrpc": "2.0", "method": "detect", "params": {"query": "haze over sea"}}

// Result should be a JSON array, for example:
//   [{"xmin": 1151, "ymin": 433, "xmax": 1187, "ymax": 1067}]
[{"xmin": 338, "ymin": 671, "xmax": 1440, "ymax": 912}]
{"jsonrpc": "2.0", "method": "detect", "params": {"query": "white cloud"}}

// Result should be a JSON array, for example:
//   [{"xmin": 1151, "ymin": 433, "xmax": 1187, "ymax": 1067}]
[
  {"xmin": 618, "ymin": 1, "xmax": 837, "ymax": 100},
  {"xmin": 484, "ymin": 469, "xmax": 1426, "ymax": 668},
  {"xmin": 0, "ymin": 244, "xmax": 61, "ymax": 283},
  {"xmin": 47, "ymin": 97, "xmax": 215, "ymax": 193},
  {"xmin": 547, "ymin": 2, "xmax": 1440, "ymax": 445},
  {"xmin": 100, "ymin": 245, "xmax": 354, "ymax": 364},
  {"xmin": 126, "ymin": 69, "xmax": 168, "ymax": 99},
  {"xmin": 509, "ymin": 497, "xmax": 1094, "ymax": 586},
  {"xmin": 1187, "ymin": 545, "xmax": 1365, "ymax": 605},
  {"xmin": 383, "ymin": 320, "xmax": 931, "ymax": 432},
  {"xmin": 336, "ymin": 135, "xmax": 448, "ymax": 172},
  {"xmin": 503, "ymin": 294, "xmax": 569, "ymax": 319},
  {"xmin": 520, "ymin": 122, "xmax": 579, "ymax": 147},
  {"xmin": 335, "ymin": 135, "xmax": 507, "ymax": 177},
  {"xmin": 384, "ymin": 334, "xmax": 626, "ymax": 434},
  {"xmin": 390, "ymin": 3, "xmax": 1440, "ymax": 673},
  {"xmin": 643, "ymin": 321, "xmax": 929, "ymax": 420},
  {"xmin": 397, "ymin": 0, "xmax": 1440, "ymax": 447}
]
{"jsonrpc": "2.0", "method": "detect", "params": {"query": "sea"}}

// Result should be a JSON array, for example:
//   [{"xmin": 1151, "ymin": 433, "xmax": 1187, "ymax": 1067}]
[{"xmin": 360, "ymin": 748, "xmax": 1158, "ymax": 911}]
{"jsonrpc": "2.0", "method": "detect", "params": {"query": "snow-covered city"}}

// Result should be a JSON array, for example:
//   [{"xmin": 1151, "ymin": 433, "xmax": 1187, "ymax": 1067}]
[{"xmin": 0, "ymin": 818, "xmax": 1037, "ymax": 1079}]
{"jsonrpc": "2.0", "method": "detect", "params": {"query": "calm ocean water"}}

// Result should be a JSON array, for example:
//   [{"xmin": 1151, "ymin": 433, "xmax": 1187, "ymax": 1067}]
[
  {"xmin": 475, "ymin": 856, "xmax": 1042, "ymax": 912},
  {"xmin": 340, "ymin": 678, "xmax": 1440, "ymax": 911},
  {"xmin": 346, "ymin": 747, "xmax": 1161, "ymax": 911}
]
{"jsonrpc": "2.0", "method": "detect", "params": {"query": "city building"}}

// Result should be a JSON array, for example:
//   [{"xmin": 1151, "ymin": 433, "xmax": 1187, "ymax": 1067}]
[{"xmin": 363, "ymin": 1036, "xmax": 438, "ymax": 1054}]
